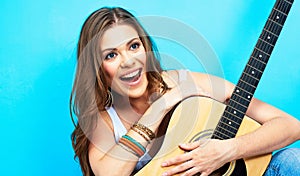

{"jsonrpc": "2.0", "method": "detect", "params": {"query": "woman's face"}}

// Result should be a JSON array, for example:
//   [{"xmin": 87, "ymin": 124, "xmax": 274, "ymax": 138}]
[{"xmin": 100, "ymin": 24, "xmax": 148, "ymax": 99}]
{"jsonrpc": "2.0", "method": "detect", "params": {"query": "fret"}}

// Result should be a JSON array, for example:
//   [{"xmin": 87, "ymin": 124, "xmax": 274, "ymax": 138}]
[
  {"xmin": 238, "ymin": 80, "xmax": 256, "ymax": 95},
  {"xmin": 260, "ymin": 30, "xmax": 278, "ymax": 46},
  {"xmin": 212, "ymin": 0, "xmax": 294, "ymax": 141},
  {"xmin": 216, "ymin": 124, "xmax": 236, "ymax": 136},
  {"xmin": 271, "ymin": 8, "xmax": 288, "ymax": 25},
  {"xmin": 235, "ymin": 86, "xmax": 254, "ymax": 98},
  {"xmin": 231, "ymin": 94, "xmax": 251, "ymax": 109},
  {"xmin": 229, "ymin": 93, "xmax": 252, "ymax": 106},
  {"xmin": 232, "ymin": 93, "xmax": 252, "ymax": 106},
  {"xmin": 259, "ymin": 36, "xmax": 275, "ymax": 47},
  {"xmin": 275, "ymin": 0, "xmax": 288, "ymax": 15},
  {"xmin": 215, "ymin": 126, "xmax": 234, "ymax": 139},
  {"xmin": 257, "ymin": 39, "xmax": 274, "ymax": 55},
  {"xmin": 275, "ymin": 0, "xmax": 292, "ymax": 14},
  {"xmin": 240, "ymin": 73, "xmax": 260, "ymax": 87},
  {"xmin": 225, "ymin": 106, "xmax": 245, "ymax": 120},
  {"xmin": 232, "ymin": 83, "xmax": 255, "ymax": 101},
  {"xmin": 284, "ymin": 0, "xmax": 293, "ymax": 5},
  {"xmin": 273, "ymin": 7, "xmax": 288, "ymax": 17},
  {"xmin": 222, "ymin": 114, "xmax": 242, "ymax": 130},
  {"xmin": 246, "ymin": 63, "xmax": 263, "ymax": 73},
  {"xmin": 244, "ymin": 65, "xmax": 263, "ymax": 80},
  {"xmin": 232, "ymin": 87, "xmax": 254, "ymax": 99},
  {"xmin": 249, "ymin": 57, "xmax": 266, "ymax": 71},
  {"xmin": 232, "ymin": 89, "xmax": 254, "ymax": 103},
  {"xmin": 229, "ymin": 99, "xmax": 248, "ymax": 112},
  {"xmin": 264, "ymin": 20, "xmax": 283, "ymax": 36},
  {"xmin": 252, "ymin": 49, "xmax": 269, "ymax": 63},
  {"xmin": 254, "ymin": 47, "xmax": 270, "ymax": 58},
  {"xmin": 263, "ymin": 28, "xmax": 279, "ymax": 38},
  {"xmin": 273, "ymin": 8, "xmax": 287, "ymax": 16},
  {"xmin": 212, "ymin": 130, "xmax": 230, "ymax": 140},
  {"xmin": 268, "ymin": 18, "xmax": 283, "ymax": 28},
  {"xmin": 239, "ymin": 79, "xmax": 256, "ymax": 91},
  {"xmin": 239, "ymin": 75, "xmax": 259, "ymax": 93},
  {"xmin": 220, "ymin": 114, "xmax": 240, "ymax": 127},
  {"xmin": 224, "ymin": 110, "xmax": 243, "ymax": 123},
  {"xmin": 243, "ymin": 71, "xmax": 259, "ymax": 81},
  {"xmin": 219, "ymin": 121, "xmax": 238, "ymax": 132}
]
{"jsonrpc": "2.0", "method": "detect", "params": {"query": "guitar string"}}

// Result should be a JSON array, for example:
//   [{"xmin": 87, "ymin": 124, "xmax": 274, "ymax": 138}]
[
  {"xmin": 261, "ymin": 30, "xmax": 277, "ymax": 45},
  {"xmin": 215, "ymin": 125, "xmax": 236, "ymax": 136},
  {"xmin": 213, "ymin": 0, "xmax": 293, "ymax": 141},
  {"xmin": 246, "ymin": 64, "xmax": 263, "ymax": 73},
  {"xmin": 245, "ymin": 63, "xmax": 262, "ymax": 75},
  {"xmin": 283, "ymin": 0, "xmax": 293, "ymax": 5},
  {"xmin": 276, "ymin": 1, "xmax": 291, "ymax": 14}
]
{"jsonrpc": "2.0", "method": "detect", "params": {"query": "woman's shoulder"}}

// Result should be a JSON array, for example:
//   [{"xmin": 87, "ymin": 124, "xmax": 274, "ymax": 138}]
[
  {"xmin": 162, "ymin": 69, "xmax": 234, "ymax": 102},
  {"xmin": 161, "ymin": 70, "xmax": 179, "ymax": 88},
  {"xmin": 162, "ymin": 69, "xmax": 209, "ymax": 83}
]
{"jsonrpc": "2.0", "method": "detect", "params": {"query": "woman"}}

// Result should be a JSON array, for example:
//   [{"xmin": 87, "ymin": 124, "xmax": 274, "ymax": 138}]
[{"xmin": 70, "ymin": 7, "xmax": 300, "ymax": 176}]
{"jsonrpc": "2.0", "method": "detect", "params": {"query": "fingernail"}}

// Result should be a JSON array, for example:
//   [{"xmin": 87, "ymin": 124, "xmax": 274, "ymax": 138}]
[
  {"xmin": 179, "ymin": 143, "xmax": 187, "ymax": 147},
  {"xmin": 161, "ymin": 162, "xmax": 167, "ymax": 167},
  {"xmin": 162, "ymin": 172, "xmax": 168, "ymax": 176}
]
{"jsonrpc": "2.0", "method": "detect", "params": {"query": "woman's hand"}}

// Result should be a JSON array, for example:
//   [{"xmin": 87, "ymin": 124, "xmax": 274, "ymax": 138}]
[
  {"xmin": 161, "ymin": 139, "xmax": 237, "ymax": 176},
  {"xmin": 139, "ymin": 71, "xmax": 210, "ymax": 131},
  {"xmin": 163, "ymin": 70, "xmax": 211, "ymax": 109}
]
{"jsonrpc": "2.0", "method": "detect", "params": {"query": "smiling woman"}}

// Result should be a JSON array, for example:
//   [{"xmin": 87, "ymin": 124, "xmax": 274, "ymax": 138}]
[
  {"xmin": 100, "ymin": 25, "xmax": 148, "ymax": 99},
  {"xmin": 70, "ymin": 6, "xmax": 300, "ymax": 176},
  {"xmin": 70, "ymin": 7, "xmax": 170, "ymax": 175}
]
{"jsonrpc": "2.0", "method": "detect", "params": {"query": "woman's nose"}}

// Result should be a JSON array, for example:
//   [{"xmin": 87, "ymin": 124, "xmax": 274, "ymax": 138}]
[{"xmin": 120, "ymin": 52, "xmax": 135, "ymax": 68}]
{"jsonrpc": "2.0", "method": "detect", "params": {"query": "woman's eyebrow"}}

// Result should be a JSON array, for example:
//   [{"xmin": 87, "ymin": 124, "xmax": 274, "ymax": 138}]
[
  {"xmin": 101, "ymin": 38, "xmax": 140, "ymax": 52},
  {"xmin": 126, "ymin": 38, "xmax": 140, "ymax": 46}
]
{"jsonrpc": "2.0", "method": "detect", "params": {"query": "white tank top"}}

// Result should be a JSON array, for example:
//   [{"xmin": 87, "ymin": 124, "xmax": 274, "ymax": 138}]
[
  {"xmin": 106, "ymin": 106, "xmax": 152, "ymax": 171},
  {"xmin": 105, "ymin": 70, "xmax": 189, "ymax": 171}
]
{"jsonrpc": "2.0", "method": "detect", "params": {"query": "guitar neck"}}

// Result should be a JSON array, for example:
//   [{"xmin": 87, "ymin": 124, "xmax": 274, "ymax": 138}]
[{"xmin": 212, "ymin": 0, "xmax": 294, "ymax": 140}]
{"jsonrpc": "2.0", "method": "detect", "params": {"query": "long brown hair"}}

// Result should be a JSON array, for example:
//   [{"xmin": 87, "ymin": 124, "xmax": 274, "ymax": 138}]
[{"xmin": 70, "ymin": 7, "xmax": 168, "ymax": 176}]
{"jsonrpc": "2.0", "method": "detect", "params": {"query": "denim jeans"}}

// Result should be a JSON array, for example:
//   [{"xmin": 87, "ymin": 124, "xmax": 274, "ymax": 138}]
[{"xmin": 264, "ymin": 148, "xmax": 300, "ymax": 176}]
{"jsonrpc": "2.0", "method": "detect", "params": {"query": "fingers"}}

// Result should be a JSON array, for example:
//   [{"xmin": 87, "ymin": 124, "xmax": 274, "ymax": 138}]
[
  {"xmin": 162, "ymin": 161, "xmax": 210, "ymax": 176},
  {"xmin": 161, "ymin": 152, "xmax": 191, "ymax": 167},
  {"xmin": 181, "ymin": 167, "xmax": 201, "ymax": 176},
  {"xmin": 162, "ymin": 159, "xmax": 193, "ymax": 176},
  {"xmin": 179, "ymin": 141, "xmax": 200, "ymax": 151},
  {"xmin": 179, "ymin": 139, "xmax": 208, "ymax": 151}
]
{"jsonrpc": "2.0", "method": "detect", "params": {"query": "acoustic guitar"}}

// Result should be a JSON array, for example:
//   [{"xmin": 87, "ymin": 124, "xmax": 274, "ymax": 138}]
[{"xmin": 135, "ymin": 0, "xmax": 294, "ymax": 175}]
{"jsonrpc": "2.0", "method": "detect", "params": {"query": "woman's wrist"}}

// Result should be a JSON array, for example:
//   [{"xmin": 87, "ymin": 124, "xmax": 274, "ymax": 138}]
[
  {"xmin": 118, "ymin": 129, "xmax": 151, "ymax": 158},
  {"xmin": 227, "ymin": 138, "xmax": 243, "ymax": 161}
]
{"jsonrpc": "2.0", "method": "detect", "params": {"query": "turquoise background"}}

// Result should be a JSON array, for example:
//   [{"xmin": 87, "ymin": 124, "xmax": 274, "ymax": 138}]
[{"xmin": 0, "ymin": 0, "xmax": 299, "ymax": 175}]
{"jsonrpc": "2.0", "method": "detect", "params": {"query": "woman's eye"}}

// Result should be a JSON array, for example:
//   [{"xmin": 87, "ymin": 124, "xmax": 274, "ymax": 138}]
[
  {"xmin": 130, "ymin": 42, "xmax": 140, "ymax": 50},
  {"xmin": 105, "ymin": 52, "xmax": 117, "ymax": 60}
]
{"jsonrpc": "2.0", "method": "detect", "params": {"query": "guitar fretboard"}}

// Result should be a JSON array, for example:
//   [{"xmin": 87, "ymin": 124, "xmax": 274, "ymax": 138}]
[{"xmin": 212, "ymin": 0, "xmax": 294, "ymax": 140}]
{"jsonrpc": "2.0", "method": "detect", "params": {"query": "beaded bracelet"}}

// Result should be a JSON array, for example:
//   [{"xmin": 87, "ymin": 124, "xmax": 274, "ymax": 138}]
[
  {"xmin": 132, "ymin": 123, "xmax": 155, "ymax": 140},
  {"xmin": 119, "ymin": 135, "xmax": 146, "ymax": 157},
  {"xmin": 131, "ymin": 127, "xmax": 151, "ymax": 144},
  {"xmin": 119, "ymin": 137, "xmax": 144, "ymax": 157},
  {"xmin": 123, "ymin": 135, "xmax": 146, "ymax": 153},
  {"xmin": 118, "ymin": 143, "xmax": 140, "ymax": 157}
]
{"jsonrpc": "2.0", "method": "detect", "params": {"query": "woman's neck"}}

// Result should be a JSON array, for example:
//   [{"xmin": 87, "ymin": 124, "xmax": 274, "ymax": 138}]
[{"xmin": 112, "ymin": 90, "xmax": 150, "ymax": 124}]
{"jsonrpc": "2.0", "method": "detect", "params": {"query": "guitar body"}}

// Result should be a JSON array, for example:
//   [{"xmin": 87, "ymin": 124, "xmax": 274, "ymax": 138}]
[
  {"xmin": 135, "ymin": 0, "xmax": 294, "ymax": 174},
  {"xmin": 135, "ymin": 96, "xmax": 272, "ymax": 176}
]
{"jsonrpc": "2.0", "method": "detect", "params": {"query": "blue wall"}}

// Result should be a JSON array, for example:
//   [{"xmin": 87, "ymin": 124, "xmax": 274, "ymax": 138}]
[{"xmin": 0, "ymin": 0, "xmax": 299, "ymax": 175}]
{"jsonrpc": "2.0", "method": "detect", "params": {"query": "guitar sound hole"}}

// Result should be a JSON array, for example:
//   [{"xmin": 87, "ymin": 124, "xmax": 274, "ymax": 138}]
[
  {"xmin": 194, "ymin": 159, "xmax": 246, "ymax": 176},
  {"xmin": 191, "ymin": 163, "xmax": 229, "ymax": 176},
  {"xmin": 209, "ymin": 163, "xmax": 230, "ymax": 176}
]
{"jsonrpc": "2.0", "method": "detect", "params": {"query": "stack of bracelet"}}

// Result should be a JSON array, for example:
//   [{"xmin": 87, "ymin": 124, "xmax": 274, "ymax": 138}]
[{"xmin": 118, "ymin": 123, "xmax": 155, "ymax": 158}]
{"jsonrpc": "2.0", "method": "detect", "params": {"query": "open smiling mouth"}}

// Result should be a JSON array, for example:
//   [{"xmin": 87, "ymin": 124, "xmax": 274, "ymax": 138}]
[{"xmin": 119, "ymin": 68, "xmax": 142, "ymax": 83}]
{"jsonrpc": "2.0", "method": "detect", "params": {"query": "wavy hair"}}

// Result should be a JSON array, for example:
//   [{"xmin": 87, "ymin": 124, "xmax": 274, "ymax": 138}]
[{"xmin": 70, "ymin": 7, "xmax": 168, "ymax": 176}]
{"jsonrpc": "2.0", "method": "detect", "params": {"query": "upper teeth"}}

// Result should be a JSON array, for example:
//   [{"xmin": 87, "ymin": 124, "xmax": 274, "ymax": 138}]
[{"xmin": 122, "ymin": 70, "xmax": 139, "ymax": 79}]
